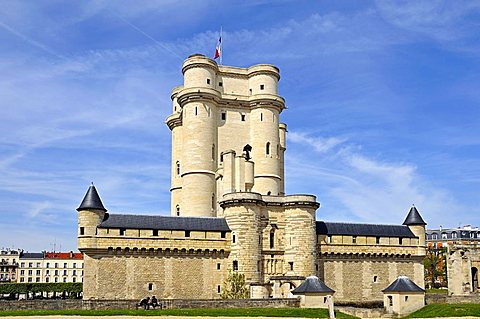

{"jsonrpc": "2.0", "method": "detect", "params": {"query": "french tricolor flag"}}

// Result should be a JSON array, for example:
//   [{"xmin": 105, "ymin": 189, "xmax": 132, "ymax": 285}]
[{"xmin": 214, "ymin": 28, "xmax": 222, "ymax": 63}]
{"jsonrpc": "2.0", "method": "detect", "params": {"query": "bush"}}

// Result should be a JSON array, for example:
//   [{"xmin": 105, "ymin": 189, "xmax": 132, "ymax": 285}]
[{"xmin": 0, "ymin": 283, "xmax": 82, "ymax": 295}]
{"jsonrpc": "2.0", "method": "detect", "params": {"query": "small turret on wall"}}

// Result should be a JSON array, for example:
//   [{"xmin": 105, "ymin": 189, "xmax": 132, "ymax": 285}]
[{"xmin": 77, "ymin": 183, "xmax": 107, "ymax": 250}]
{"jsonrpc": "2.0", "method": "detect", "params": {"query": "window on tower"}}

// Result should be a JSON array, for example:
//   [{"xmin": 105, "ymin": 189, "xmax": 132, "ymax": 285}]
[
  {"xmin": 241, "ymin": 114, "xmax": 245, "ymax": 121},
  {"xmin": 266, "ymin": 142, "xmax": 270, "ymax": 155},
  {"xmin": 260, "ymin": 84, "xmax": 264, "ymax": 90},
  {"xmin": 176, "ymin": 205, "xmax": 180, "ymax": 216},
  {"xmin": 221, "ymin": 112, "xmax": 226, "ymax": 120},
  {"xmin": 176, "ymin": 161, "xmax": 180, "ymax": 176}
]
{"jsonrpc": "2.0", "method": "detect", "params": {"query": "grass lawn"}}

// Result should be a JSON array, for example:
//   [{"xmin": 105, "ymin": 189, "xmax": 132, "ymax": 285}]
[
  {"xmin": 405, "ymin": 303, "xmax": 480, "ymax": 318},
  {"xmin": 0, "ymin": 307, "xmax": 358, "ymax": 318}
]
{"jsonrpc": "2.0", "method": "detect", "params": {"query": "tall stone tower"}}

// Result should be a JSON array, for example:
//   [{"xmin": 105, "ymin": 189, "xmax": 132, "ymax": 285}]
[{"xmin": 166, "ymin": 54, "xmax": 287, "ymax": 217}]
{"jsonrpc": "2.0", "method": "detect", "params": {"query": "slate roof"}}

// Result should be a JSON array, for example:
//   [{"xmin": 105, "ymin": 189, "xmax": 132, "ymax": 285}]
[
  {"xmin": 77, "ymin": 184, "xmax": 107, "ymax": 212},
  {"xmin": 20, "ymin": 252, "xmax": 44, "ymax": 259},
  {"xmin": 98, "ymin": 214, "xmax": 231, "ymax": 232},
  {"xmin": 403, "ymin": 206, "xmax": 427, "ymax": 226},
  {"xmin": 291, "ymin": 276, "xmax": 335, "ymax": 294},
  {"xmin": 316, "ymin": 221, "xmax": 416, "ymax": 238},
  {"xmin": 382, "ymin": 276, "xmax": 425, "ymax": 292}
]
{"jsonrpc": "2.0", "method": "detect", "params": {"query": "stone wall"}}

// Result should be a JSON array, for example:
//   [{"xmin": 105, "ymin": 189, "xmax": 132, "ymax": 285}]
[
  {"xmin": 320, "ymin": 257, "xmax": 423, "ymax": 302},
  {"xmin": 0, "ymin": 298, "xmax": 299, "ymax": 311},
  {"xmin": 84, "ymin": 252, "xmax": 228, "ymax": 300},
  {"xmin": 426, "ymin": 293, "xmax": 480, "ymax": 304}
]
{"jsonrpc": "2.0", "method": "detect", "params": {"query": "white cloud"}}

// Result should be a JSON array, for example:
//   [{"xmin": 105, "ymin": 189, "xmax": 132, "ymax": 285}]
[{"xmin": 288, "ymin": 131, "xmax": 347, "ymax": 153}]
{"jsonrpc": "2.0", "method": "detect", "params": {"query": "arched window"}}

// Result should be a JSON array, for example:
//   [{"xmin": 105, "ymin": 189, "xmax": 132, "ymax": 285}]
[
  {"xmin": 266, "ymin": 142, "xmax": 270, "ymax": 155},
  {"xmin": 176, "ymin": 205, "xmax": 180, "ymax": 216},
  {"xmin": 176, "ymin": 161, "xmax": 180, "ymax": 176}
]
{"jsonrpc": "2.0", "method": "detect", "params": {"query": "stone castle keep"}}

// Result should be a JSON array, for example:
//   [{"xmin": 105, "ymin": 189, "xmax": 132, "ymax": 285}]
[{"xmin": 77, "ymin": 54, "xmax": 427, "ymax": 301}]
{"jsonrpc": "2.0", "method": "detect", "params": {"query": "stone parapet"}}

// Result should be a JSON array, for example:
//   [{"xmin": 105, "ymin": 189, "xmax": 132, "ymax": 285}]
[{"xmin": 0, "ymin": 298, "xmax": 299, "ymax": 311}]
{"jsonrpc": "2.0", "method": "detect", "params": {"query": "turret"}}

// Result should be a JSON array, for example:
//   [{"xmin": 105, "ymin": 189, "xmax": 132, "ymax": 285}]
[
  {"xmin": 177, "ymin": 54, "xmax": 220, "ymax": 217},
  {"xmin": 77, "ymin": 184, "xmax": 107, "ymax": 250},
  {"xmin": 403, "ymin": 205, "xmax": 426, "ymax": 251}
]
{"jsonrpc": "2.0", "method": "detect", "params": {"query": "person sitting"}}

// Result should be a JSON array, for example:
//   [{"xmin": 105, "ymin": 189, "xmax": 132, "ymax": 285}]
[
  {"xmin": 150, "ymin": 295, "xmax": 158, "ymax": 309},
  {"xmin": 138, "ymin": 296, "xmax": 150, "ymax": 310}
]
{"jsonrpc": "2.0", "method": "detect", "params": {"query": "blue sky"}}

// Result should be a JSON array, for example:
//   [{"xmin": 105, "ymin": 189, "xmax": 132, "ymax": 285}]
[{"xmin": 1, "ymin": 1, "xmax": 479, "ymax": 252}]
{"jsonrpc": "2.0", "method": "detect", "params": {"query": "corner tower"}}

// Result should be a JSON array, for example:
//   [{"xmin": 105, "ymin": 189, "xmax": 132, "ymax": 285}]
[
  {"xmin": 166, "ymin": 54, "xmax": 286, "ymax": 217},
  {"xmin": 77, "ymin": 184, "xmax": 107, "ymax": 250},
  {"xmin": 403, "ymin": 205, "xmax": 427, "ymax": 257}
]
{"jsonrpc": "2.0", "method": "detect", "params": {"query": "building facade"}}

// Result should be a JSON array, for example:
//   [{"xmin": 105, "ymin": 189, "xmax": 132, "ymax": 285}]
[
  {"xmin": 0, "ymin": 249, "xmax": 20, "ymax": 283},
  {"xmin": 17, "ymin": 252, "xmax": 83, "ymax": 284},
  {"xmin": 78, "ymin": 54, "xmax": 426, "ymax": 302}
]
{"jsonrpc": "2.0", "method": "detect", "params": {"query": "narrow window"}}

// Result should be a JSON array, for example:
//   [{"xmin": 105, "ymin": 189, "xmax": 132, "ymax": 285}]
[
  {"xmin": 206, "ymin": 78, "xmax": 211, "ymax": 84},
  {"xmin": 373, "ymin": 276, "xmax": 377, "ymax": 282},
  {"xmin": 289, "ymin": 262, "xmax": 294, "ymax": 271},
  {"xmin": 120, "ymin": 228, "xmax": 125, "ymax": 236},
  {"xmin": 212, "ymin": 194, "xmax": 215, "ymax": 210},
  {"xmin": 249, "ymin": 88, "xmax": 252, "ymax": 94},
  {"xmin": 327, "ymin": 235, "xmax": 332, "ymax": 243},
  {"xmin": 217, "ymin": 263, "xmax": 221, "ymax": 270},
  {"xmin": 221, "ymin": 231, "xmax": 226, "ymax": 239},
  {"xmin": 324, "ymin": 297, "xmax": 327, "ymax": 303},
  {"xmin": 80, "ymin": 227, "xmax": 84, "ymax": 235},
  {"xmin": 270, "ymin": 230, "xmax": 275, "ymax": 249},
  {"xmin": 277, "ymin": 144, "xmax": 280, "ymax": 157},
  {"xmin": 217, "ymin": 285, "xmax": 221, "ymax": 293},
  {"xmin": 153, "ymin": 229, "xmax": 158, "ymax": 236},
  {"xmin": 148, "ymin": 283, "xmax": 153, "ymax": 291},
  {"xmin": 220, "ymin": 154, "xmax": 224, "ymax": 162},
  {"xmin": 185, "ymin": 230, "xmax": 191, "ymax": 237},
  {"xmin": 212, "ymin": 144, "xmax": 215, "ymax": 160},
  {"xmin": 266, "ymin": 142, "xmax": 270, "ymax": 155},
  {"xmin": 218, "ymin": 82, "xmax": 223, "ymax": 87},
  {"xmin": 260, "ymin": 113, "xmax": 263, "ymax": 121},
  {"xmin": 260, "ymin": 84, "xmax": 264, "ymax": 90},
  {"xmin": 352, "ymin": 236, "xmax": 357, "ymax": 244},
  {"xmin": 176, "ymin": 161, "xmax": 180, "ymax": 176},
  {"xmin": 241, "ymin": 114, "xmax": 246, "ymax": 121},
  {"xmin": 399, "ymin": 237, "xmax": 403, "ymax": 245},
  {"xmin": 195, "ymin": 106, "xmax": 198, "ymax": 116},
  {"xmin": 405, "ymin": 296, "xmax": 409, "ymax": 301},
  {"xmin": 221, "ymin": 112, "xmax": 226, "ymax": 120},
  {"xmin": 376, "ymin": 237, "xmax": 380, "ymax": 244},
  {"xmin": 233, "ymin": 234, "xmax": 236, "ymax": 243},
  {"xmin": 233, "ymin": 260, "xmax": 238, "ymax": 271},
  {"xmin": 316, "ymin": 264, "xmax": 319, "ymax": 271},
  {"xmin": 176, "ymin": 205, "xmax": 180, "ymax": 216},
  {"xmin": 388, "ymin": 296, "xmax": 393, "ymax": 306}
]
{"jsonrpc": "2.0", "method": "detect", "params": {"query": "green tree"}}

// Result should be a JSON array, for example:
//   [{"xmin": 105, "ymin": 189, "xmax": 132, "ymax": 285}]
[{"xmin": 220, "ymin": 271, "xmax": 249, "ymax": 299}]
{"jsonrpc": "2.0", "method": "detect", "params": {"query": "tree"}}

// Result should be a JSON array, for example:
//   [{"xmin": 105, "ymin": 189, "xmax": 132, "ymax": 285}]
[{"xmin": 220, "ymin": 271, "xmax": 249, "ymax": 299}]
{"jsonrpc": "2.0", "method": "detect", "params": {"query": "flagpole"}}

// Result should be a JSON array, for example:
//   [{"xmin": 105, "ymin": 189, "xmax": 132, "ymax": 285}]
[{"xmin": 220, "ymin": 26, "xmax": 223, "ymax": 65}]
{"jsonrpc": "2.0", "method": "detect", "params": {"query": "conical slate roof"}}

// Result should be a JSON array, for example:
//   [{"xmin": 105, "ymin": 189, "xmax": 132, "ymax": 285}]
[
  {"xmin": 291, "ymin": 276, "xmax": 335, "ymax": 294},
  {"xmin": 402, "ymin": 206, "xmax": 426, "ymax": 226},
  {"xmin": 382, "ymin": 276, "xmax": 424, "ymax": 292},
  {"xmin": 77, "ymin": 184, "xmax": 107, "ymax": 212}
]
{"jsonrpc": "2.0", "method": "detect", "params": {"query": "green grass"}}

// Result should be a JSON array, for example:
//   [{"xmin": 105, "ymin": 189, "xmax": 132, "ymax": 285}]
[
  {"xmin": 405, "ymin": 304, "xmax": 480, "ymax": 318},
  {"xmin": 0, "ymin": 307, "xmax": 358, "ymax": 318},
  {"xmin": 425, "ymin": 288, "xmax": 448, "ymax": 294}
]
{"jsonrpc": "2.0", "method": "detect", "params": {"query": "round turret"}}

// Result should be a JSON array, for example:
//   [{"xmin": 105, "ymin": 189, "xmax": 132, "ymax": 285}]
[
  {"xmin": 77, "ymin": 184, "xmax": 107, "ymax": 250},
  {"xmin": 182, "ymin": 54, "xmax": 219, "ymax": 89},
  {"xmin": 248, "ymin": 64, "xmax": 280, "ymax": 95}
]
